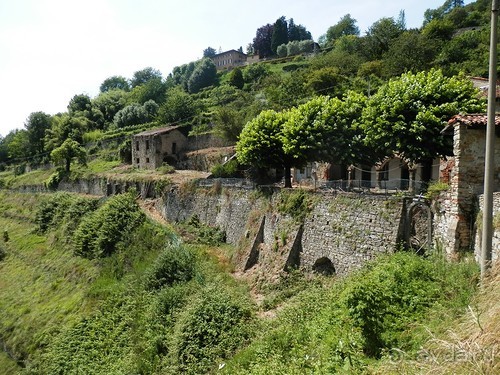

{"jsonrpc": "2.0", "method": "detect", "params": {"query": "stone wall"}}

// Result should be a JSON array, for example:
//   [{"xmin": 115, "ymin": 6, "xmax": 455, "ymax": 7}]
[
  {"xmin": 160, "ymin": 186, "xmax": 255, "ymax": 246},
  {"xmin": 474, "ymin": 193, "xmax": 500, "ymax": 263},
  {"xmin": 183, "ymin": 134, "xmax": 233, "ymax": 152},
  {"xmin": 301, "ymin": 195, "xmax": 405, "ymax": 275},
  {"xmin": 159, "ymin": 188, "xmax": 406, "ymax": 276},
  {"xmin": 438, "ymin": 122, "xmax": 500, "ymax": 255}
]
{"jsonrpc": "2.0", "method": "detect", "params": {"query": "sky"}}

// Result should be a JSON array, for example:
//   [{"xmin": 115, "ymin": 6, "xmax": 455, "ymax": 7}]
[{"xmin": 0, "ymin": 0, "xmax": 475, "ymax": 137}]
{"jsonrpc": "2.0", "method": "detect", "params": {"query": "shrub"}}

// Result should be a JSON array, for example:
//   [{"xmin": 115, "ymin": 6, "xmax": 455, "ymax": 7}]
[
  {"xmin": 36, "ymin": 193, "xmax": 99, "ymax": 234},
  {"xmin": 143, "ymin": 243, "xmax": 196, "ymax": 291},
  {"xmin": 169, "ymin": 284, "xmax": 253, "ymax": 374},
  {"xmin": 425, "ymin": 180, "xmax": 449, "ymax": 199},
  {"xmin": 210, "ymin": 158, "xmax": 239, "ymax": 178},
  {"xmin": 45, "ymin": 167, "xmax": 68, "ymax": 190},
  {"xmin": 0, "ymin": 244, "xmax": 6, "ymax": 261},
  {"xmin": 343, "ymin": 252, "xmax": 479, "ymax": 357},
  {"xmin": 183, "ymin": 215, "xmax": 226, "ymax": 245},
  {"xmin": 73, "ymin": 193, "xmax": 145, "ymax": 258},
  {"xmin": 157, "ymin": 163, "xmax": 175, "ymax": 174},
  {"xmin": 119, "ymin": 138, "xmax": 132, "ymax": 164},
  {"xmin": 13, "ymin": 163, "xmax": 26, "ymax": 176},
  {"xmin": 277, "ymin": 189, "xmax": 316, "ymax": 223}
]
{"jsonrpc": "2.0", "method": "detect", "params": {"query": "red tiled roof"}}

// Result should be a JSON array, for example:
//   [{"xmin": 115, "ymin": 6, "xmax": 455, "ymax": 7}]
[
  {"xmin": 441, "ymin": 114, "xmax": 500, "ymax": 134},
  {"xmin": 448, "ymin": 113, "xmax": 500, "ymax": 127}
]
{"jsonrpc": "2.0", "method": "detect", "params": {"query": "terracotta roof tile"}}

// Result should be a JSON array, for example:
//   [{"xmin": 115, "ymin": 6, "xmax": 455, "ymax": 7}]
[{"xmin": 447, "ymin": 114, "xmax": 500, "ymax": 128}]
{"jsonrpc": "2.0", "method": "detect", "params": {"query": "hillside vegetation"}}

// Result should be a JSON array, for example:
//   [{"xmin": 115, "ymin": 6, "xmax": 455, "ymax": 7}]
[
  {"xmin": 0, "ymin": 0, "xmax": 498, "ymax": 373},
  {"xmin": 0, "ymin": 0, "xmax": 495, "ymax": 174},
  {"xmin": 0, "ymin": 190, "xmax": 497, "ymax": 374}
]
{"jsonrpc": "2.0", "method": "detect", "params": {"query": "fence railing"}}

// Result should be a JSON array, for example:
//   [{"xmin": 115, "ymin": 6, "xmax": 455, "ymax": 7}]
[
  {"xmin": 197, "ymin": 178, "xmax": 256, "ymax": 189},
  {"xmin": 317, "ymin": 179, "xmax": 429, "ymax": 194}
]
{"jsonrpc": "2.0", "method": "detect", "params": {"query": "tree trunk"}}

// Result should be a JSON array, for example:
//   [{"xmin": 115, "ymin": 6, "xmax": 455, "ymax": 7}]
[
  {"xmin": 284, "ymin": 165, "xmax": 292, "ymax": 188},
  {"xmin": 65, "ymin": 158, "xmax": 71, "ymax": 173}
]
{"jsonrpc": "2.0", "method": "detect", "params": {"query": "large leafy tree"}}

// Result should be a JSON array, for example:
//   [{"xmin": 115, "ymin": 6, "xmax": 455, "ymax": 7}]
[
  {"xmin": 236, "ymin": 109, "xmax": 294, "ymax": 187},
  {"xmin": 203, "ymin": 47, "xmax": 217, "ymax": 58},
  {"xmin": 383, "ymin": 30, "xmax": 439, "ymax": 77},
  {"xmin": 252, "ymin": 24, "xmax": 274, "ymax": 58},
  {"xmin": 286, "ymin": 18, "xmax": 311, "ymax": 42},
  {"xmin": 361, "ymin": 69, "xmax": 486, "ymax": 164},
  {"xmin": 157, "ymin": 86, "xmax": 198, "ymax": 124},
  {"xmin": 113, "ymin": 100, "xmax": 158, "ymax": 128},
  {"xmin": 24, "ymin": 111, "xmax": 52, "ymax": 158},
  {"xmin": 129, "ymin": 77, "xmax": 168, "ymax": 104},
  {"xmin": 325, "ymin": 14, "xmax": 360, "ymax": 46},
  {"xmin": 282, "ymin": 92, "xmax": 368, "ymax": 166},
  {"xmin": 364, "ymin": 17, "xmax": 405, "ymax": 60},
  {"xmin": 271, "ymin": 16, "xmax": 288, "ymax": 54},
  {"xmin": 187, "ymin": 58, "xmax": 217, "ymax": 94},
  {"xmin": 227, "ymin": 68, "xmax": 244, "ymax": 89},
  {"xmin": 50, "ymin": 138, "xmax": 86, "ymax": 173},
  {"xmin": 93, "ymin": 89, "xmax": 128, "ymax": 125},
  {"xmin": 67, "ymin": 94, "xmax": 105, "ymax": 130},
  {"xmin": 6, "ymin": 129, "xmax": 30, "ymax": 161},
  {"xmin": 99, "ymin": 76, "xmax": 130, "ymax": 93},
  {"xmin": 44, "ymin": 114, "xmax": 86, "ymax": 152},
  {"xmin": 130, "ymin": 67, "xmax": 162, "ymax": 88}
]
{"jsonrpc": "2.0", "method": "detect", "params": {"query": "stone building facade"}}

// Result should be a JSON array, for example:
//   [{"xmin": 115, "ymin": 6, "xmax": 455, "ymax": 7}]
[
  {"xmin": 434, "ymin": 114, "xmax": 500, "ymax": 255},
  {"xmin": 211, "ymin": 49, "xmax": 247, "ymax": 70},
  {"xmin": 132, "ymin": 126, "xmax": 188, "ymax": 169}
]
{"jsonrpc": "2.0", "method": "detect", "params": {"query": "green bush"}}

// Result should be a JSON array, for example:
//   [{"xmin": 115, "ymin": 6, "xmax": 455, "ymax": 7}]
[
  {"xmin": 183, "ymin": 214, "xmax": 226, "ymax": 245},
  {"xmin": 0, "ymin": 245, "xmax": 6, "ymax": 261},
  {"xmin": 13, "ymin": 163, "xmax": 26, "ymax": 176},
  {"xmin": 210, "ymin": 158, "xmax": 239, "ymax": 178},
  {"xmin": 277, "ymin": 188, "xmax": 316, "ymax": 223},
  {"xmin": 73, "ymin": 193, "xmax": 145, "ymax": 259},
  {"xmin": 168, "ymin": 284, "xmax": 254, "ymax": 374},
  {"xmin": 143, "ymin": 243, "xmax": 196, "ymax": 291},
  {"xmin": 156, "ymin": 163, "xmax": 175, "ymax": 174},
  {"xmin": 343, "ymin": 252, "xmax": 479, "ymax": 357},
  {"xmin": 45, "ymin": 167, "xmax": 67, "ymax": 190},
  {"xmin": 36, "ymin": 193, "xmax": 99, "ymax": 234}
]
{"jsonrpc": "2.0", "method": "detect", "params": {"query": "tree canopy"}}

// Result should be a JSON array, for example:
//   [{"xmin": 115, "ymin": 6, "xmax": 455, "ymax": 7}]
[
  {"xmin": 236, "ymin": 109, "xmax": 295, "ymax": 187},
  {"xmin": 99, "ymin": 76, "xmax": 130, "ymax": 93},
  {"xmin": 130, "ymin": 67, "xmax": 162, "ymax": 88},
  {"xmin": 50, "ymin": 138, "xmax": 87, "ymax": 172},
  {"xmin": 361, "ymin": 69, "xmax": 486, "ymax": 163},
  {"xmin": 325, "ymin": 14, "xmax": 360, "ymax": 45}
]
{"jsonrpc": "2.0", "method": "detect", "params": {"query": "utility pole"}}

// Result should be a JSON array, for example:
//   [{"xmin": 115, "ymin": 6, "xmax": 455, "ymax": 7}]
[{"xmin": 481, "ymin": 0, "xmax": 499, "ymax": 279}]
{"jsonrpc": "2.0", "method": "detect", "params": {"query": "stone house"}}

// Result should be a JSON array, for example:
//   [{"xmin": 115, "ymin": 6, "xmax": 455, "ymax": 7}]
[
  {"xmin": 211, "ymin": 49, "xmax": 247, "ymax": 70},
  {"xmin": 132, "ymin": 126, "xmax": 189, "ymax": 169},
  {"xmin": 435, "ymin": 114, "xmax": 500, "ymax": 255}
]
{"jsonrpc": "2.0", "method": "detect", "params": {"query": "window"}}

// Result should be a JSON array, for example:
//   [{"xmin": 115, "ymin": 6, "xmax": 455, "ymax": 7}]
[
  {"xmin": 136, "ymin": 158, "xmax": 140, "ymax": 165},
  {"xmin": 136, "ymin": 141, "xmax": 139, "ymax": 151},
  {"xmin": 172, "ymin": 142, "xmax": 177, "ymax": 155},
  {"xmin": 146, "ymin": 158, "xmax": 150, "ymax": 163},
  {"xmin": 146, "ymin": 140, "xmax": 150, "ymax": 150}
]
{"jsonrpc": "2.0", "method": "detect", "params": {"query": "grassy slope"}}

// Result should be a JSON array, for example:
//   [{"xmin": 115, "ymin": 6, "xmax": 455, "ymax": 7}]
[
  {"xmin": 0, "ymin": 192, "xmax": 97, "ymax": 371},
  {"xmin": 0, "ymin": 188, "xmax": 496, "ymax": 374}
]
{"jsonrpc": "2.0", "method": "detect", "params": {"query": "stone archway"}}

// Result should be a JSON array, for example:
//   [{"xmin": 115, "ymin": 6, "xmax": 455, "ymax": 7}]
[
  {"xmin": 406, "ymin": 200, "xmax": 432, "ymax": 254},
  {"xmin": 312, "ymin": 257, "xmax": 336, "ymax": 276}
]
